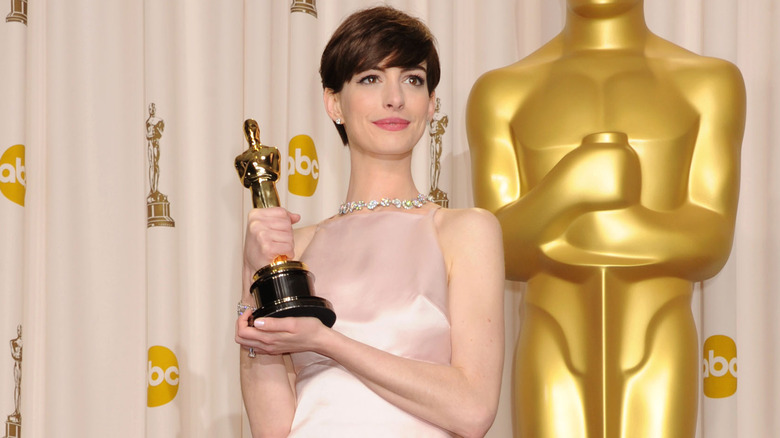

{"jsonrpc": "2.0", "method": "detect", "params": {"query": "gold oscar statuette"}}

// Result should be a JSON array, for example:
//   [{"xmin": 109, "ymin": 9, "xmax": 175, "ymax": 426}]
[
  {"xmin": 235, "ymin": 119, "xmax": 335, "ymax": 327},
  {"xmin": 466, "ymin": 1, "xmax": 745, "ymax": 436}
]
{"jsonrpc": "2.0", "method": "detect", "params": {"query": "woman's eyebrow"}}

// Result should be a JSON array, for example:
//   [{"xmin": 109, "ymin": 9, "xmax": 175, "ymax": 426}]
[
  {"xmin": 402, "ymin": 65, "xmax": 427, "ymax": 73},
  {"xmin": 371, "ymin": 64, "xmax": 427, "ymax": 73}
]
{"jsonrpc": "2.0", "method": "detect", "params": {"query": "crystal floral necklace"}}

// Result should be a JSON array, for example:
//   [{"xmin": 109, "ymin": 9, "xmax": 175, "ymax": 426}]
[{"xmin": 338, "ymin": 193, "xmax": 434, "ymax": 215}]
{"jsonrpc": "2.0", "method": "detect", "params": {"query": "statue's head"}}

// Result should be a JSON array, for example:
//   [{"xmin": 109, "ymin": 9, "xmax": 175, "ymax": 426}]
[{"xmin": 244, "ymin": 119, "xmax": 261, "ymax": 148}]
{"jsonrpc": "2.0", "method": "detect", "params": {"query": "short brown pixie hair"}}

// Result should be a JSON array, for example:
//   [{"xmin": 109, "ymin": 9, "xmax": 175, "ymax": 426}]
[{"xmin": 320, "ymin": 6, "xmax": 441, "ymax": 145}]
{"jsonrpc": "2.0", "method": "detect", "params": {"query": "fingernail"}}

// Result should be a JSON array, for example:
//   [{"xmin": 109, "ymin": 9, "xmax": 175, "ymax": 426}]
[{"xmin": 254, "ymin": 319, "xmax": 265, "ymax": 328}]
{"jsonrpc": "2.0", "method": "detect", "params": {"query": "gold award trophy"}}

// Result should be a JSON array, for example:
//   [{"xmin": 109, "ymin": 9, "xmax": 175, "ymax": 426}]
[{"xmin": 235, "ymin": 119, "xmax": 335, "ymax": 327}]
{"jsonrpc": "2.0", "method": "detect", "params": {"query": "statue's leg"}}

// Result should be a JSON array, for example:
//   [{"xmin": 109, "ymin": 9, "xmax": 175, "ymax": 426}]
[
  {"xmin": 514, "ymin": 304, "xmax": 587, "ymax": 438},
  {"xmin": 619, "ymin": 295, "xmax": 698, "ymax": 438}
]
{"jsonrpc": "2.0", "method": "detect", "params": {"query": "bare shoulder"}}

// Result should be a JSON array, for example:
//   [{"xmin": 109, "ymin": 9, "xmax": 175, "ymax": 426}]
[
  {"xmin": 433, "ymin": 207, "xmax": 504, "ymax": 261},
  {"xmin": 434, "ymin": 207, "xmax": 501, "ymax": 236},
  {"xmin": 433, "ymin": 207, "xmax": 505, "ymax": 291}
]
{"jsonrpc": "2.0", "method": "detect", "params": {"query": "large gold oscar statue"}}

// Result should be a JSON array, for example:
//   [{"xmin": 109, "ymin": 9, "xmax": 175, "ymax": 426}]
[{"xmin": 466, "ymin": 1, "xmax": 745, "ymax": 437}]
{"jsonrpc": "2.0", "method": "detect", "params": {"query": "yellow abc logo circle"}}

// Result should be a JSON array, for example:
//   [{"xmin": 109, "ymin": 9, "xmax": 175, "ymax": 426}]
[
  {"xmin": 703, "ymin": 335, "xmax": 737, "ymax": 398},
  {"xmin": 0, "ymin": 144, "xmax": 26, "ymax": 206},
  {"xmin": 147, "ymin": 345, "xmax": 179, "ymax": 407},
  {"xmin": 287, "ymin": 135, "xmax": 319, "ymax": 197}
]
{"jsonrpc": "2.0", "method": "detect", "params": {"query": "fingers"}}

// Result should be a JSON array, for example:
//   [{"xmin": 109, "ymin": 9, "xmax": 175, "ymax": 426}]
[
  {"xmin": 251, "ymin": 317, "xmax": 291, "ymax": 332},
  {"xmin": 252, "ymin": 316, "xmax": 322, "ymax": 331},
  {"xmin": 234, "ymin": 316, "xmax": 281, "ymax": 355},
  {"xmin": 244, "ymin": 207, "xmax": 300, "ymax": 268},
  {"xmin": 235, "ymin": 308, "xmax": 255, "ymax": 345},
  {"xmin": 235, "ymin": 314, "xmax": 285, "ymax": 346},
  {"xmin": 238, "ymin": 305, "xmax": 253, "ymax": 326},
  {"xmin": 235, "ymin": 316, "xmax": 325, "ymax": 355},
  {"xmin": 235, "ymin": 313, "xmax": 280, "ymax": 355}
]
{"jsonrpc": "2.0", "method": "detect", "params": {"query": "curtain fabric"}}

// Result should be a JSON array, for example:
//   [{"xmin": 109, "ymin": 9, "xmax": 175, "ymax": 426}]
[
  {"xmin": 0, "ymin": 3, "xmax": 26, "ymax": 438},
  {"xmin": 0, "ymin": 1, "xmax": 776, "ymax": 437}
]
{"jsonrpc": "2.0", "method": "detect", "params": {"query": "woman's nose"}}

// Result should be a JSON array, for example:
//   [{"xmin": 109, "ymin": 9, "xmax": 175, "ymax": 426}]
[{"xmin": 383, "ymin": 81, "xmax": 405, "ymax": 109}]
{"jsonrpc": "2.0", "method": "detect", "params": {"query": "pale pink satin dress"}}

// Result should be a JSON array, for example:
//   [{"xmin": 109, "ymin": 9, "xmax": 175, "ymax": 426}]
[{"xmin": 289, "ymin": 208, "xmax": 453, "ymax": 437}]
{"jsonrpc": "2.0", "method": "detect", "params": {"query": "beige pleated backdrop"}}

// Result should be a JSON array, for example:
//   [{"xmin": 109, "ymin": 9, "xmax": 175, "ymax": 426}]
[{"xmin": 0, "ymin": 1, "xmax": 776, "ymax": 437}]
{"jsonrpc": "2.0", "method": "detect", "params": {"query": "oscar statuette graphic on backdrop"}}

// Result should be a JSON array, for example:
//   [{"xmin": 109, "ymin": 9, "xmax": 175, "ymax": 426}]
[
  {"xmin": 4, "ymin": 325, "xmax": 22, "ymax": 438},
  {"xmin": 290, "ymin": 0, "xmax": 317, "ymax": 17},
  {"xmin": 5, "ymin": 0, "xmax": 27, "ymax": 24},
  {"xmin": 235, "ymin": 119, "xmax": 335, "ymax": 327},
  {"xmin": 146, "ymin": 103, "xmax": 175, "ymax": 228}
]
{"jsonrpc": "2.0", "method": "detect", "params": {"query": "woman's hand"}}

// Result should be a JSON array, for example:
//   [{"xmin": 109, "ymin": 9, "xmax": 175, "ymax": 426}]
[
  {"xmin": 235, "ymin": 309, "xmax": 328, "ymax": 356},
  {"xmin": 243, "ymin": 207, "xmax": 301, "ymax": 273}
]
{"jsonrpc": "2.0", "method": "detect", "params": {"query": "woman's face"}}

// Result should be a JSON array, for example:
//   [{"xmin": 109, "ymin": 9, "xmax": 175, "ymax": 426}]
[{"xmin": 325, "ymin": 62, "xmax": 435, "ymax": 158}]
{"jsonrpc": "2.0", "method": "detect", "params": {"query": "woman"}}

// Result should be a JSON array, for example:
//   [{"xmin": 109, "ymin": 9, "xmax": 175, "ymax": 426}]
[{"xmin": 235, "ymin": 6, "xmax": 505, "ymax": 437}]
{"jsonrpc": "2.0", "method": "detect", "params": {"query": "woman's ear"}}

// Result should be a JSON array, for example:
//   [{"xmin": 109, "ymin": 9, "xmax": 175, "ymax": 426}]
[{"xmin": 323, "ymin": 88, "xmax": 342, "ymax": 122}]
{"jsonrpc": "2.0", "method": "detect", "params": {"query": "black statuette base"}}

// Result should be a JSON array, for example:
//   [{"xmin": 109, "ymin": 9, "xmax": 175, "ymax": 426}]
[{"xmin": 250, "ymin": 261, "xmax": 336, "ymax": 328}]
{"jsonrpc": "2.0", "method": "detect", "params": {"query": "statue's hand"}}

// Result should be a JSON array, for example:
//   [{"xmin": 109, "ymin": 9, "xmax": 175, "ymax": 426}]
[{"xmin": 552, "ymin": 131, "xmax": 641, "ymax": 211}]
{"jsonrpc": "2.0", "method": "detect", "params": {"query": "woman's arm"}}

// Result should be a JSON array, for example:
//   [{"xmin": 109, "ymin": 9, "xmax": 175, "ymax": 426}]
[
  {"xmin": 333, "ymin": 208, "xmax": 505, "ymax": 437},
  {"xmin": 237, "ymin": 311, "xmax": 296, "ymax": 438},
  {"xmin": 241, "ymin": 208, "xmax": 505, "ymax": 438},
  {"xmin": 236, "ymin": 207, "xmax": 315, "ymax": 437}
]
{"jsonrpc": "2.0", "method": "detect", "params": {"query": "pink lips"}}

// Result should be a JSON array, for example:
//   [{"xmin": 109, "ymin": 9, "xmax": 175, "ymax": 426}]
[{"xmin": 373, "ymin": 118, "xmax": 410, "ymax": 131}]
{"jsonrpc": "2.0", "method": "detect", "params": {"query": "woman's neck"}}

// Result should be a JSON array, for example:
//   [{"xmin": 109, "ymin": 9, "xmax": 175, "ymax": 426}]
[{"xmin": 344, "ymin": 153, "xmax": 420, "ymax": 202}]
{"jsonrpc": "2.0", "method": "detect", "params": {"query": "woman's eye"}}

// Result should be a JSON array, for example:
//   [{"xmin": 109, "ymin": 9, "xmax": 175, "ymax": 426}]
[
  {"xmin": 405, "ymin": 75, "xmax": 426, "ymax": 86},
  {"xmin": 358, "ymin": 75, "xmax": 379, "ymax": 84}
]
